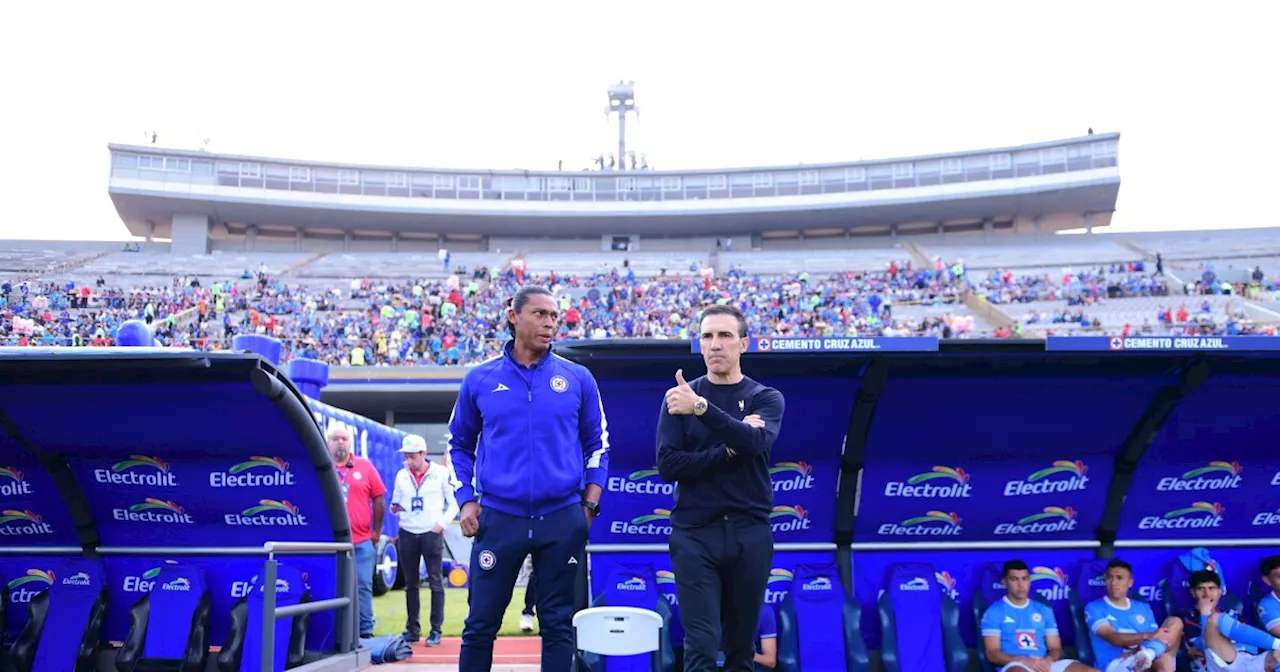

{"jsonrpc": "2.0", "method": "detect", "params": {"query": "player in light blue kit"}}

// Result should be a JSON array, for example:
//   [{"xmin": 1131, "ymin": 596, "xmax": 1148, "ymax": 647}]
[
  {"xmin": 981, "ymin": 560, "xmax": 1099, "ymax": 672},
  {"xmin": 1182, "ymin": 570, "xmax": 1280, "ymax": 672},
  {"xmin": 1257, "ymin": 556, "xmax": 1280, "ymax": 639},
  {"xmin": 1084, "ymin": 559, "xmax": 1182, "ymax": 671}
]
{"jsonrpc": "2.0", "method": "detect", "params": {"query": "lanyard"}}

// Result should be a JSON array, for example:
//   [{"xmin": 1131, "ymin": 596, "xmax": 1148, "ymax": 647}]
[
  {"xmin": 338, "ymin": 463, "xmax": 354, "ymax": 486},
  {"xmin": 409, "ymin": 467, "xmax": 429, "ymax": 496}
]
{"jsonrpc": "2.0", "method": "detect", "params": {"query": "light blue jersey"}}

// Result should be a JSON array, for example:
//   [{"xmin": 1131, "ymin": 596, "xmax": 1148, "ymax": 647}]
[
  {"xmin": 1085, "ymin": 596, "xmax": 1157, "ymax": 668},
  {"xmin": 982, "ymin": 597, "xmax": 1059, "ymax": 658},
  {"xmin": 1258, "ymin": 592, "xmax": 1280, "ymax": 634}
]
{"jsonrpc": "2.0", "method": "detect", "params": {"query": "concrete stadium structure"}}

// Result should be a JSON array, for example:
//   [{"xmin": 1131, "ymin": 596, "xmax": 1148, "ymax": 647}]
[
  {"xmin": 9, "ymin": 131, "xmax": 1280, "ymax": 422},
  {"xmin": 104, "ymin": 133, "xmax": 1120, "ymax": 255}
]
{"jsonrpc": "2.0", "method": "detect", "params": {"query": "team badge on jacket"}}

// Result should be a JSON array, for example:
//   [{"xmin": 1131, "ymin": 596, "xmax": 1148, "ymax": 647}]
[{"xmin": 550, "ymin": 375, "xmax": 568, "ymax": 393}]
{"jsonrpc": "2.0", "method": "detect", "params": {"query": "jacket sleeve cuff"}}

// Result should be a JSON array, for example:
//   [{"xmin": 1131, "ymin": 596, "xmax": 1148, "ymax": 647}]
[
  {"xmin": 585, "ymin": 467, "xmax": 607, "ymax": 491},
  {"xmin": 455, "ymin": 485, "xmax": 477, "ymax": 507}
]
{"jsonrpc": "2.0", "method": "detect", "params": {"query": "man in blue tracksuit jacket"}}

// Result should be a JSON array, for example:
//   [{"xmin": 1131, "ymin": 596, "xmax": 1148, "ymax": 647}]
[{"xmin": 448, "ymin": 285, "xmax": 611, "ymax": 672}]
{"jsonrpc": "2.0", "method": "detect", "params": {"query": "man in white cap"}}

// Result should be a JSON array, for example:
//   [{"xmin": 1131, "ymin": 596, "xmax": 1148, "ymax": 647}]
[{"xmin": 390, "ymin": 434, "xmax": 459, "ymax": 647}]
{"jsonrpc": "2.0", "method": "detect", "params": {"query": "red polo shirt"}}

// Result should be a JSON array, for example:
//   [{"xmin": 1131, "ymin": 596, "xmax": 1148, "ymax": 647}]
[{"xmin": 337, "ymin": 456, "xmax": 386, "ymax": 545}]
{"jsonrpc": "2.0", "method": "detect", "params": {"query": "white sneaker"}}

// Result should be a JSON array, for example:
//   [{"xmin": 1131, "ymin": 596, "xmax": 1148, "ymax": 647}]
[
  {"xmin": 520, "ymin": 614, "xmax": 534, "ymax": 632},
  {"xmin": 1125, "ymin": 648, "xmax": 1155, "ymax": 671}
]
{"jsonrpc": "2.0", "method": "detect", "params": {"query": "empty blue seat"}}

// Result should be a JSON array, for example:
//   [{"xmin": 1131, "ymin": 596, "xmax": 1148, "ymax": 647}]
[
  {"xmin": 1067, "ymin": 558, "xmax": 1111, "ymax": 666},
  {"xmin": 775, "ymin": 562, "xmax": 868, "ymax": 672},
  {"xmin": 877, "ymin": 562, "xmax": 967, "ymax": 672},
  {"xmin": 115, "ymin": 562, "xmax": 212, "ymax": 672},
  {"xmin": 578, "ymin": 562, "xmax": 675, "ymax": 672},
  {"xmin": 215, "ymin": 564, "xmax": 312, "ymax": 672},
  {"xmin": 7, "ymin": 558, "xmax": 109, "ymax": 672}
]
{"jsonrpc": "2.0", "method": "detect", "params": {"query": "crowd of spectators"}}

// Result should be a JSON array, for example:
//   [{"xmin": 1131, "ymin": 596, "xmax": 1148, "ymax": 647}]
[{"xmin": 2, "ymin": 253, "xmax": 1276, "ymax": 365}]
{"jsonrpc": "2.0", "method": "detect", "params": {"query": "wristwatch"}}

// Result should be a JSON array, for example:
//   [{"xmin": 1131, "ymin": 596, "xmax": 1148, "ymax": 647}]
[
  {"xmin": 582, "ymin": 500, "xmax": 601, "ymax": 516},
  {"xmin": 693, "ymin": 396, "xmax": 708, "ymax": 416}
]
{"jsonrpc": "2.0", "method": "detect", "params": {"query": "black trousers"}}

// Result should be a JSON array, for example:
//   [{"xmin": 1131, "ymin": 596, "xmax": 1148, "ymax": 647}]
[
  {"xmin": 669, "ymin": 516, "xmax": 773, "ymax": 672},
  {"xmin": 398, "ymin": 528, "xmax": 445, "ymax": 636}
]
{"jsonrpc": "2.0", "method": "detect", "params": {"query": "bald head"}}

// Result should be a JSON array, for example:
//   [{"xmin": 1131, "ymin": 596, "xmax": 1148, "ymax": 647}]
[{"xmin": 326, "ymin": 425, "xmax": 353, "ymax": 463}]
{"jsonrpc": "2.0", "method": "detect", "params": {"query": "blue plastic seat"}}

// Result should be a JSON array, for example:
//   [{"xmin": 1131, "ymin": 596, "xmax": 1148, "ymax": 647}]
[
  {"xmin": 577, "ymin": 562, "xmax": 675, "ymax": 672},
  {"xmin": 774, "ymin": 562, "xmax": 869, "ymax": 672},
  {"xmin": 7, "ymin": 558, "xmax": 109, "ymax": 672},
  {"xmin": 115, "ymin": 562, "xmax": 213, "ymax": 672},
  {"xmin": 215, "ymin": 564, "xmax": 312, "ymax": 672},
  {"xmin": 876, "ymin": 562, "xmax": 967, "ymax": 672}
]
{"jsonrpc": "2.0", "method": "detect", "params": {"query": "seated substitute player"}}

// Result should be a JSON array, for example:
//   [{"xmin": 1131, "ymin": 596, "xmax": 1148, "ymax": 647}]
[
  {"xmin": 982, "ymin": 560, "xmax": 1099, "ymax": 672},
  {"xmin": 1257, "ymin": 555, "xmax": 1280, "ymax": 638},
  {"xmin": 1084, "ymin": 559, "xmax": 1182, "ymax": 671},
  {"xmin": 1180, "ymin": 569, "xmax": 1280, "ymax": 672}
]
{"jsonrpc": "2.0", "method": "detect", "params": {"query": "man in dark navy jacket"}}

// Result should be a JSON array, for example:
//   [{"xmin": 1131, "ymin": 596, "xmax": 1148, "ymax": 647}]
[
  {"xmin": 448, "ymin": 285, "xmax": 611, "ymax": 672},
  {"xmin": 658, "ymin": 303, "xmax": 786, "ymax": 672}
]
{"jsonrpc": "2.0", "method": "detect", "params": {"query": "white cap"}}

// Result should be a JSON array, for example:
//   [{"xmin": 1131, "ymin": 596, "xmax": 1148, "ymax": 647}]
[{"xmin": 400, "ymin": 435, "xmax": 427, "ymax": 454}]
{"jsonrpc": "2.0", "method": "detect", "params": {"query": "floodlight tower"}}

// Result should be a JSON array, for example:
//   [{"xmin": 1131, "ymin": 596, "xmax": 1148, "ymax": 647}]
[{"xmin": 605, "ymin": 81, "xmax": 638, "ymax": 169}]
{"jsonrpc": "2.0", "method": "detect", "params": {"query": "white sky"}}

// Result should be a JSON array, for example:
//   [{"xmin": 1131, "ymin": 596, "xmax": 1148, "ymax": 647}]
[{"xmin": 0, "ymin": 1, "xmax": 1275, "ymax": 241}]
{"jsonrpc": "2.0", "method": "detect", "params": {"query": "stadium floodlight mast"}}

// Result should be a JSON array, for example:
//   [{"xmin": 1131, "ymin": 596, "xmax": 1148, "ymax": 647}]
[{"xmin": 605, "ymin": 80, "xmax": 638, "ymax": 169}]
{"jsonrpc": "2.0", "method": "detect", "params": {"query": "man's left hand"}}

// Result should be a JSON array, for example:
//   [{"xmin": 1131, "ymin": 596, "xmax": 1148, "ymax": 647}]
[
  {"xmin": 583, "ymin": 505, "xmax": 597, "ymax": 528},
  {"xmin": 431, "ymin": 524, "xmax": 444, "ymax": 534},
  {"xmin": 371, "ymin": 531, "xmax": 380, "ymax": 546},
  {"xmin": 666, "ymin": 369, "xmax": 699, "ymax": 415}
]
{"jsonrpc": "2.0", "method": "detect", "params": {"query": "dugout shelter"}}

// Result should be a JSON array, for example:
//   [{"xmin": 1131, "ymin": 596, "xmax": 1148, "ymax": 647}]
[
  {"xmin": 0, "ymin": 341, "xmax": 369, "ymax": 671},
  {"xmin": 556, "ymin": 335, "xmax": 1280, "ymax": 672}
]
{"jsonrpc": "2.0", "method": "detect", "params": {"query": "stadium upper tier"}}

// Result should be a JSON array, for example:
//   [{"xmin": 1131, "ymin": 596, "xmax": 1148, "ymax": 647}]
[{"xmin": 106, "ymin": 133, "xmax": 1119, "ymax": 241}]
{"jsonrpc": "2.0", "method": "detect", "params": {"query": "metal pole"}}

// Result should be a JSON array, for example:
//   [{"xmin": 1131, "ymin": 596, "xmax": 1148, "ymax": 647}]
[
  {"xmin": 336, "ymin": 551, "xmax": 355, "ymax": 653},
  {"xmin": 618, "ymin": 114, "xmax": 626, "ymax": 170},
  {"xmin": 261, "ymin": 557, "xmax": 279, "ymax": 672}
]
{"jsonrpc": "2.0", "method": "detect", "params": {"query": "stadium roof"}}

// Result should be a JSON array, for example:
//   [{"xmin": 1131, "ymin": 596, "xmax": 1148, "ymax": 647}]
[{"xmin": 107, "ymin": 133, "xmax": 1119, "ymax": 239}]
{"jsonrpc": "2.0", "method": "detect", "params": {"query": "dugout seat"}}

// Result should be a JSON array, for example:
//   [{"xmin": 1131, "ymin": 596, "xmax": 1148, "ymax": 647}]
[
  {"xmin": 775, "ymin": 562, "xmax": 869, "ymax": 672},
  {"xmin": 970, "ymin": 563, "xmax": 1057, "ymax": 672},
  {"xmin": 215, "ymin": 563, "xmax": 311, "ymax": 672},
  {"xmin": 1066, "ymin": 558, "xmax": 1111, "ymax": 667},
  {"xmin": 114, "ymin": 563, "xmax": 212, "ymax": 672},
  {"xmin": 877, "ymin": 562, "xmax": 967, "ymax": 672},
  {"xmin": 578, "ymin": 562, "xmax": 675, "ymax": 672},
  {"xmin": 7, "ymin": 558, "xmax": 109, "ymax": 672},
  {"xmin": 1, "ymin": 580, "xmax": 7, "ymax": 672}
]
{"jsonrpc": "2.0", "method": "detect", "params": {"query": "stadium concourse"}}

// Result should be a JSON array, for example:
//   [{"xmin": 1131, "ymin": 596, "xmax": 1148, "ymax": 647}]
[{"xmin": 3, "ymin": 229, "xmax": 1280, "ymax": 360}]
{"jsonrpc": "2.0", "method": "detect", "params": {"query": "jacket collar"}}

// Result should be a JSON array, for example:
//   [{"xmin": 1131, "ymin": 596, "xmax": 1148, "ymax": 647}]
[{"xmin": 503, "ymin": 339, "xmax": 553, "ymax": 370}]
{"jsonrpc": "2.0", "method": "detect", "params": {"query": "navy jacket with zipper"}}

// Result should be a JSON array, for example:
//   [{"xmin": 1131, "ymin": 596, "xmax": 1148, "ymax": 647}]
[{"xmin": 447, "ymin": 341, "xmax": 610, "ymax": 517}]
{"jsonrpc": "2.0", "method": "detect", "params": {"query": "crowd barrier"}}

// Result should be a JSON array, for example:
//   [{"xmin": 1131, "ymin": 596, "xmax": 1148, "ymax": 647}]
[
  {"xmin": 0, "ymin": 324, "xmax": 368, "ymax": 671},
  {"xmin": 553, "ymin": 335, "xmax": 1280, "ymax": 670}
]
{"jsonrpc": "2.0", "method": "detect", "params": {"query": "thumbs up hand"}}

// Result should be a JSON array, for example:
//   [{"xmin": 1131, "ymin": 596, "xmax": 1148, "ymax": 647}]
[{"xmin": 665, "ymin": 368, "xmax": 700, "ymax": 415}]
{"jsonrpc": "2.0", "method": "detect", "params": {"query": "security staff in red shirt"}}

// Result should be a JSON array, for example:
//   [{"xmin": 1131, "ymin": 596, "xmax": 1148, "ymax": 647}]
[{"xmin": 328, "ymin": 424, "xmax": 386, "ymax": 639}]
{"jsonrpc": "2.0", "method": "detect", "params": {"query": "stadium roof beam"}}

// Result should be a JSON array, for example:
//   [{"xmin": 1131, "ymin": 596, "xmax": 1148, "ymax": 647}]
[
  {"xmin": 832, "ymin": 355, "xmax": 889, "ymax": 588},
  {"xmin": 1095, "ymin": 356, "xmax": 1210, "ymax": 556}
]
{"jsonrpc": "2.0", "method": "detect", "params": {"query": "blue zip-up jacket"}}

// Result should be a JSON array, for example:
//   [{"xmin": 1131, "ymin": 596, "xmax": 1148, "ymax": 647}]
[{"xmin": 447, "ymin": 341, "xmax": 610, "ymax": 517}]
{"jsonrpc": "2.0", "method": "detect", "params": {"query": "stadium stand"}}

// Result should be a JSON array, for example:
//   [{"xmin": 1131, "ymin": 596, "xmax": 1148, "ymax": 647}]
[{"xmin": 5, "ymin": 227, "xmax": 1280, "ymax": 364}]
